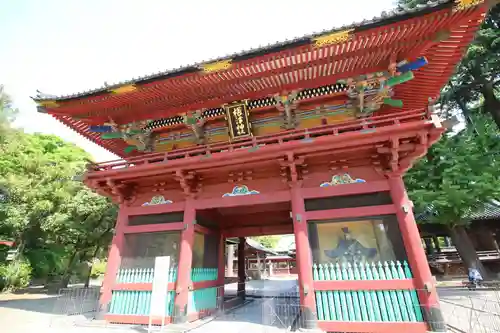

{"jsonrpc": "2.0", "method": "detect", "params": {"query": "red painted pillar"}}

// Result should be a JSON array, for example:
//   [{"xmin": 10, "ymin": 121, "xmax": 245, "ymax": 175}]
[
  {"xmin": 99, "ymin": 205, "xmax": 127, "ymax": 314},
  {"xmin": 388, "ymin": 176, "xmax": 445, "ymax": 331},
  {"xmin": 291, "ymin": 186, "xmax": 317, "ymax": 328},
  {"xmin": 217, "ymin": 232, "xmax": 225, "ymax": 311},
  {"xmin": 173, "ymin": 199, "xmax": 196, "ymax": 323},
  {"xmin": 237, "ymin": 237, "xmax": 246, "ymax": 300}
]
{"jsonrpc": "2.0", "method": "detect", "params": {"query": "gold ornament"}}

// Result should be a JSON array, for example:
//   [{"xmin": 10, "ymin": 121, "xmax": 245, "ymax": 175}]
[
  {"xmin": 37, "ymin": 100, "xmax": 59, "ymax": 108},
  {"xmin": 453, "ymin": 0, "xmax": 484, "ymax": 11},
  {"xmin": 110, "ymin": 84, "xmax": 137, "ymax": 94},
  {"xmin": 313, "ymin": 29, "xmax": 354, "ymax": 48},
  {"xmin": 200, "ymin": 59, "xmax": 232, "ymax": 73}
]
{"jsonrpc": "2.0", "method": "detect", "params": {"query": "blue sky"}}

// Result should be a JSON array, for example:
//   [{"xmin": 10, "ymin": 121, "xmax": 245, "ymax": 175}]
[{"xmin": 1, "ymin": 0, "xmax": 395, "ymax": 162}]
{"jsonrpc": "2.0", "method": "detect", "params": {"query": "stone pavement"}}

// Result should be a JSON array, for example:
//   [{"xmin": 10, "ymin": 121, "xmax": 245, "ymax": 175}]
[{"xmin": 2, "ymin": 279, "xmax": 498, "ymax": 333}]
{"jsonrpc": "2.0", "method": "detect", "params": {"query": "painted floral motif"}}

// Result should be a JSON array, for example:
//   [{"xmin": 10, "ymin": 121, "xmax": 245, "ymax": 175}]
[
  {"xmin": 142, "ymin": 195, "xmax": 173, "ymax": 206},
  {"xmin": 222, "ymin": 185, "xmax": 260, "ymax": 197},
  {"xmin": 320, "ymin": 173, "xmax": 366, "ymax": 187}
]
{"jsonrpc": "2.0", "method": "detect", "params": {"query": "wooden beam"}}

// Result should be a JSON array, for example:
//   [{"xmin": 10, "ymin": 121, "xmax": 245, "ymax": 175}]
[
  {"xmin": 223, "ymin": 224, "xmax": 293, "ymax": 238},
  {"xmin": 195, "ymin": 190, "xmax": 291, "ymax": 210},
  {"xmin": 306, "ymin": 204, "xmax": 396, "ymax": 221},
  {"xmin": 301, "ymin": 180, "xmax": 390, "ymax": 200},
  {"xmin": 123, "ymin": 222, "xmax": 184, "ymax": 234}
]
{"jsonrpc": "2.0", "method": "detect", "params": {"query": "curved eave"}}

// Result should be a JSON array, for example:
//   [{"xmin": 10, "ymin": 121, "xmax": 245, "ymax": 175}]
[
  {"xmin": 36, "ymin": 3, "xmax": 487, "ymax": 157},
  {"xmin": 33, "ymin": 0, "xmax": 453, "ymax": 103}
]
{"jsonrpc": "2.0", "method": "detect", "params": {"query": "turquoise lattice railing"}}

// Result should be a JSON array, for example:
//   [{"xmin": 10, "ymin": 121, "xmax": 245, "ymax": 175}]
[
  {"xmin": 110, "ymin": 267, "xmax": 218, "ymax": 317},
  {"xmin": 188, "ymin": 268, "xmax": 218, "ymax": 314},
  {"xmin": 188, "ymin": 287, "xmax": 218, "ymax": 314},
  {"xmin": 312, "ymin": 261, "xmax": 423, "ymax": 323},
  {"xmin": 191, "ymin": 267, "xmax": 218, "ymax": 282},
  {"xmin": 116, "ymin": 268, "xmax": 178, "ymax": 283},
  {"xmin": 109, "ymin": 290, "xmax": 175, "ymax": 316}
]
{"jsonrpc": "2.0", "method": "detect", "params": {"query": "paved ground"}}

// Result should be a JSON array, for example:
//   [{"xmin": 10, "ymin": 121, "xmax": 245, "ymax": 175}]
[
  {"xmin": 1, "ymin": 278, "xmax": 499, "ymax": 333},
  {"xmin": 438, "ymin": 288, "xmax": 500, "ymax": 333}
]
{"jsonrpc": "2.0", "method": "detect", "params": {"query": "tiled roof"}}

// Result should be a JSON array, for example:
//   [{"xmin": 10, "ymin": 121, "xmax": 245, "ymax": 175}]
[
  {"xmin": 33, "ymin": 0, "xmax": 452, "ymax": 101},
  {"xmin": 416, "ymin": 200, "xmax": 500, "ymax": 222}
]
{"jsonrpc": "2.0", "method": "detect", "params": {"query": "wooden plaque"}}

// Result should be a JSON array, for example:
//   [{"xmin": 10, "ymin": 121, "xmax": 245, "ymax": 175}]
[{"xmin": 224, "ymin": 102, "xmax": 252, "ymax": 139}]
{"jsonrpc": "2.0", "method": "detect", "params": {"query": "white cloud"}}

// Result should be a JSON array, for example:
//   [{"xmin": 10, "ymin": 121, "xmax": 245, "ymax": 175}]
[{"xmin": 1, "ymin": 0, "xmax": 395, "ymax": 162}]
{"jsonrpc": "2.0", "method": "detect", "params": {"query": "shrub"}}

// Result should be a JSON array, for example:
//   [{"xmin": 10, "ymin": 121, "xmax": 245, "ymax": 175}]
[
  {"xmin": 90, "ymin": 260, "xmax": 106, "ymax": 279},
  {"xmin": 0, "ymin": 259, "xmax": 32, "ymax": 291}
]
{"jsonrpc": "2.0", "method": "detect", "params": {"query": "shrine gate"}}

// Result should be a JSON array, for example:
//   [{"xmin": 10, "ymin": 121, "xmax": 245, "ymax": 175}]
[{"xmin": 34, "ymin": 1, "xmax": 489, "ymax": 332}]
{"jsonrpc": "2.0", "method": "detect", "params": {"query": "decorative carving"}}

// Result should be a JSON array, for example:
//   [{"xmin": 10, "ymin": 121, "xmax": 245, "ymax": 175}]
[
  {"xmin": 200, "ymin": 59, "xmax": 232, "ymax": 73},
  {"xmin": 274, "ymin": 91, "xmax": 299, "ymax": 129},
  {"xmin": 224, "ymin": 102, "xmax": 252, "ymax": 139},
  {"xmin": 94, "ymin": 119, "xmax": 156, "ymax": 153},
  {"xmin": 313, "ymin": 29, "xmax": 354, "ymax": 48},
  {"xmin": 222, "ymin": 185, "xmax": 260, "ymax": 197},
  {"xmin": 142, "ymin": 195, "xmax": 173, "ymax": 206},
  {"xmin": 182, "ymin": 110, "xmax": 206, "ymax": 144},
  {"xmin": 320, "ymin": 173, "xmax": 366, "ymax": 187},
  {"xmin": 341, "ymin": 57, "xmax": 427, "ymax": 117},
  {"xmin": 109, "ymin": 84, "xmax": 137, "ymax": 95},
  {"xmin": 453, "ymin": 0, "xmax": 484, "ymax": 11}
]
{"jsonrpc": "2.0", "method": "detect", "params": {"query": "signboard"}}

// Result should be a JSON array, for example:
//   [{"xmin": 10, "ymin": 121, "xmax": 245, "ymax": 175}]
[
  {"xmin": 224, "ymin": 102, "xmax": 252, "ymax": 139},
  {"xmin": 148, "ymin": 256, "xmax": 171, "ymax": 331}
]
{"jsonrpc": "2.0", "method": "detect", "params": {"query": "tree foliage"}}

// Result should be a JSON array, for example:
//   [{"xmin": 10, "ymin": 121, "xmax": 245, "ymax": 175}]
[
  {"xmin": 251, "ymin": 236, "xmax": 281, "ymax": 249},
  {"xmin": 0, "ymin": 86, "xmax": 117, "ymax": 289},
  {"xmin": 405, "ymin": 116, "xmax": 500, "ymax": 226},
  {"xmin": 399, "ymin": 1, "xmax": 500, "ymax": 128}
]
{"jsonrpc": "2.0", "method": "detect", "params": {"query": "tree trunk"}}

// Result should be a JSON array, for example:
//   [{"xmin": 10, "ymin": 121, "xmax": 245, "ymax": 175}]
[
  {"xmin": 60, "ymin": 251, "xmax": 79, "ymax": 288},
  {"xmin": 481, "ymin": 81, "xmax": 500, "ymax": 130},
  {"xmin": 449, "ymin": 225, "xmax": 488, "ymax": 279},
  {"xmin": 84, "ymin": 246, "xmax": 100, "ymax": 288}
]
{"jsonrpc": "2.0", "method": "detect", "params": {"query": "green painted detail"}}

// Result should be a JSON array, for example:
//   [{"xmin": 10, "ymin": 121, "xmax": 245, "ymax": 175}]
[
  {"xmin": 312, "ymin": 260, "xmax": 423, "ymax": 323},
  {"xmin": 387, "ymin": 71, "xmax": 414, "ymax": 87},
  {"xmin": 124, "ymin": 145, "xmax": 137, "ymax": 154},
  {"xmin": 116, "ymin": 268, "xmax": 178, "ymax": 283},
  {"xmin": 248, "ymin": 146, "xmax": 259, "ymax": 152},
  {"xmin": 101, "ymin": 132, "xmax": 124, "ymax": 139},
  {"xmin": 109, "ymin": 290, "xmax": 175, "ymax": 316},
  {"xmin": 383, "ymin": 98, "xmax": 404, "ymax": 108}
]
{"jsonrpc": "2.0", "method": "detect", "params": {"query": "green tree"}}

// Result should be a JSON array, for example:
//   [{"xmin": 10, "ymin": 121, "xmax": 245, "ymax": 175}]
[
  {"xmin": 251, "ymin": 236, "xmax": 281, "ymax": 249},
  {"xmin": 0, "ymin": 87, "xmax": 117, "ymax": 288},
  {"xmin": 405, "ymin": 116, "xmax": 500, "ymax": 277}
]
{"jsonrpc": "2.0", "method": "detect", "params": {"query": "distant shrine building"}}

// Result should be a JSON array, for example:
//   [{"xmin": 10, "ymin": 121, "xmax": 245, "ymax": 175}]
[{"xmin": 34, "ymin": 1, "xmax": 487, "ymax": 332}]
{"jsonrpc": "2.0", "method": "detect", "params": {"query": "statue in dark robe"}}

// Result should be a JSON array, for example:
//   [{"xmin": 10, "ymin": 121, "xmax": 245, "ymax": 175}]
[{"xmin": 324, "ymin": 227, "xmax": 377, "ymax": 263}]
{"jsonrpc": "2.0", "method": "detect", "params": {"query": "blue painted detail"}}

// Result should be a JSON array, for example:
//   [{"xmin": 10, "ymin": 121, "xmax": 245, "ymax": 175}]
[
  {"xmin": 397, "ymin": 57, "xmax": 428, "ymax": 73},
  {"xmin": 222, "ymin": 185, "xmax": 260, "ymax": 197},
  {"xmin": 320, "ymin": 173, "xmax": 366, "ymax": 187},
  {"xmin": 89, "ymin": 125, "xmax": 113, "ymax": 133}
]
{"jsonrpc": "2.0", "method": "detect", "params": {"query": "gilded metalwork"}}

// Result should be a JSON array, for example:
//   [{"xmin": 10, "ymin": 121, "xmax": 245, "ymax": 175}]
[
  {"xmin": 453, "ymin": 0, "xmax": 484, "ymax": 11},
  {"xmin": 110, "ymin": 84, "xmax": 137, "ymax": 94},
  {"xmin": 313, "ymin": 29, "xmax": 354, "ymax": 48},
  {"xmin": 224, "ymin": 101, "xmax": 252, "ymax": 139},
  {"xmin": 37, "ymin": 100, "xmax": 59, "ymax": 108},
  {"xmin": 200, "ymin": 59, "xmax": 232, "ymax": 73}
]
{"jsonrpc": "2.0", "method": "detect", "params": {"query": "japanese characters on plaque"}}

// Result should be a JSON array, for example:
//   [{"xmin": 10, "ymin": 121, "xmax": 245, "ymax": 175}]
[{"xmin": 224, "ymin": 102, "xmax": 252, "ymax": 139}]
